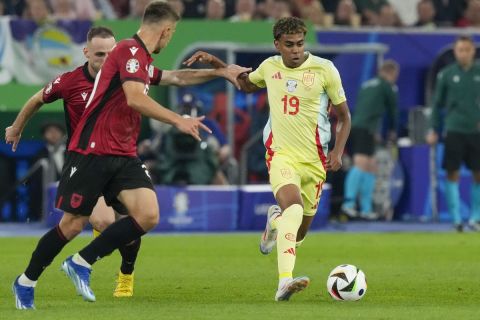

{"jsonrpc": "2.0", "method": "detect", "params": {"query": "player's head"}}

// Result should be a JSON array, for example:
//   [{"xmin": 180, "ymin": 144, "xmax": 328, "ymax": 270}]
[
  {"xmin": 454, "ymin": 35, "xmax": 476, "ymax": 67},
  {"xmin": 273, "ymin": 17, "xmax": 308, "ymax": 68},
  {"xmin": 84, "ymin": 26, "xmax": 116, "ymax": 74},
  {"xmin": 141, "ymin": 1, "xmax": 180, "ymax": 54},
  {"xmin": 379, "ymin": 59, "xmax": 399, "ymax": 84}
]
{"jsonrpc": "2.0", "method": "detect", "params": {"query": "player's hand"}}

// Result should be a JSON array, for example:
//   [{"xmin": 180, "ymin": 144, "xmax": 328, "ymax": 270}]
[
  {"xmin": 425, "ymin": 131, "xmax": 438, "ymax": 145},
  {"xmin": 183, "ymin": 51, "xmax": 215, "ymax": 67},
  {"xmin": 326, "ymin": 150, "xmax": 342, "ymax": 171},
  {"xmin": 175, "ymin": 115, "xmax": 212, "ymax": 142},
  {"xmin": 223, "ymin": 64, "xmax": 252, "ymax": 90},
  {"xmin": 5, "ymin": 126, "xmax": 22, "ymax": 152}
]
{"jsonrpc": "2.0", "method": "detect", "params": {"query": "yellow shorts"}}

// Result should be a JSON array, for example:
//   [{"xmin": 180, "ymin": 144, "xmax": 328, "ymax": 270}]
[{"xmin": 268, "ymin": 152, "xmax": 327, "ymax": 216}]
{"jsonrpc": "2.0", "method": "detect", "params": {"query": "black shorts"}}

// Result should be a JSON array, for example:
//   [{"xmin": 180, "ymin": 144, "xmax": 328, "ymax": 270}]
[
  {"xmin": 55, "ymin": 152, "xmax": 154, "ymax": 216},
  {"xmin": 442, "ymin": 132, "xmax": 480, "ymax": 171},
  {"xmin": 350, "ymin": 127, "xmax": 375, "ymax": 156}
]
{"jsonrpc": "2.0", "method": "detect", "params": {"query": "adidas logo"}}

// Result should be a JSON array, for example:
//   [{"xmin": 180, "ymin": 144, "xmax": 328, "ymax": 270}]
[
  {"xmin": 283, "ymin": 248, "xmax": 296, "ymax": 256},
  {"xmin": 271, "ymin": 71, "xmax": 282, "ymax": 79}
]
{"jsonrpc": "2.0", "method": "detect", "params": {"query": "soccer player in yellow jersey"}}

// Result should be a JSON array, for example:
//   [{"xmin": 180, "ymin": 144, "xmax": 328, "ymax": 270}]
[{"xmin": 237, "ymin": 17, "xmax": 351, "ymax": 301}]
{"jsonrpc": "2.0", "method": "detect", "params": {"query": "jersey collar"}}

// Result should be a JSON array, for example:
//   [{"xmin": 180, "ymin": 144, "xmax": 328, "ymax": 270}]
[
  {"xmin": 133, "ymin": 34, "xmax": 150, "ymax": 56},
  {"xmin": 82, "ymin": 62, "xmax": 95, "ymax": 83}
]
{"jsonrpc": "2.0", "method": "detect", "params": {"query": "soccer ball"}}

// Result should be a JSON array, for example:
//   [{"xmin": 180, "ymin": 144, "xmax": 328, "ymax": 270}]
[{"xmin": 326, "ymin": 264, "xmax": 367, "ymax": 301}]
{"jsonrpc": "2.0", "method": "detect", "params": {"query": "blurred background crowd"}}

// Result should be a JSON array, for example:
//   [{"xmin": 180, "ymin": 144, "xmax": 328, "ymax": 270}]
[{"xmin": 1, "ymin": 0, "xmax": 479, "ymax": 29}]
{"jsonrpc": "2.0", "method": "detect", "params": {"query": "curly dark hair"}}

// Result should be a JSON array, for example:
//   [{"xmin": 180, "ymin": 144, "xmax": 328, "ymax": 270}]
[{"xmin": 273, "ymin": 17, "xmax": 307, "ymax": 41}]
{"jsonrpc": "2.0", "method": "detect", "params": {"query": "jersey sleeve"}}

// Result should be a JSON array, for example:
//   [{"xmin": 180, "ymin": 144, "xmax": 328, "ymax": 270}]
[
  {"xmin": 149, "ymin": 66, "xmax": 163, "ymax": 85},
  {"xmin": 248, "ymin": 60, "xmax": 267, "ymax": 88},
  {"xmin": 429, "ymin": 70, "xmax": 446, "ymax": 131},
  {"xmin": 324, "ymin": 61, "xmax": 347, "ymax": 105},
  {"xmin": 385, "ymin": 83, "xmax": 398, "ymax": 131},
  {"xmin": 42, "ymin": 74, "xmax": 66, "ymax": 103},
  {"xmin": 117, "ymin": 45, "xmax": 149, "ymax": 84}
]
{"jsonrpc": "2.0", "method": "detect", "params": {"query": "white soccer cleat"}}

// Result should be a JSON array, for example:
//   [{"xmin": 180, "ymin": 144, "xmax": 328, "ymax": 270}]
[
  {"xmin": 275, "ymin": 276, "xmax": 310, "ymax": 301},
  {"xmin": 259, "ymin": 205, "xmax": 282, "ymax": 255}
]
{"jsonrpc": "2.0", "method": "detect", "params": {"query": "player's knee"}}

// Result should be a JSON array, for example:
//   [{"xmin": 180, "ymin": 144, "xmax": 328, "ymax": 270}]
[
  {"xmin": 59, "ymin": 214, "xmax": 88, "ymax": 239},
  {"xmin": 89, "ymin": 216, "xmax": 115, "ymax": 232},
  {"xmin": 132, "ymin": 207, "xmax": 159, "ymax": 231}
]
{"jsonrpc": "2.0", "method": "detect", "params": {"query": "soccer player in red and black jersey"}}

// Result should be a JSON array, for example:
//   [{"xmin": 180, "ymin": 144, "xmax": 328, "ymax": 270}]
[{"xmin": 8, "ymin": 1, "xmax": 249, "ymax": 309}]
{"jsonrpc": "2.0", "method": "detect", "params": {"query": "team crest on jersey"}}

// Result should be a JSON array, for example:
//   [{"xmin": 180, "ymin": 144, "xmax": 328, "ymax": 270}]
[
  {"xmin": 45, "ymin": 82, "xmax": 53, "ymax": 94},
  {"xmin": 280, "ymin": 168, "xmax": 292, "ymax": 179},
  {"xmin": 70, "ymin": 193, "xmax": 83, "ymax": 209},
  {"xmin": 302, "ymin": 71, "xmax": 315, "ymax": 86},
  {"xmin": 126, "ymin": 58, "xmax": 140, "ymax": 73},
  {"xmin": 286, "ymin": 80, "xmax": 297, "ymax": 93}
]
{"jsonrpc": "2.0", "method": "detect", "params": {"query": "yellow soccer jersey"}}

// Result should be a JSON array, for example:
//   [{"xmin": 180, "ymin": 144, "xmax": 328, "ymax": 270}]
[{"xmin": 249, "ymin": 52, "xmax": 347, "ymax": 164}]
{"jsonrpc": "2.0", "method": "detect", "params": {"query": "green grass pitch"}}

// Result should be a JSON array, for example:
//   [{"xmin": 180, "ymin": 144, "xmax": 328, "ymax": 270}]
[{"xmin": 1, "ymin": 232, "xmax": 479, "ymax": 319}]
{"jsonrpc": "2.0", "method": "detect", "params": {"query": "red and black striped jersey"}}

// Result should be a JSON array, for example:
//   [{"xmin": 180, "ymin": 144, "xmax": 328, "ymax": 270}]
[
  {"xmin": 68, "ymin": 34, "xmax": 161, "ymax": 156},
  {"xmin": 42, "ymin": 60, "xmax": 162, "ymax": 150},
  {"xmin": 42, "ymin": 63, "xmax": 95, "ymax": 144}
]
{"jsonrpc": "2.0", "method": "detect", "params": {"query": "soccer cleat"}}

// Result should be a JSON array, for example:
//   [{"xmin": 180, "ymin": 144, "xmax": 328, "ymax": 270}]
[
  {"xmin": 275, "ymin": 276, "xmax": 310, "ymax": 301},
  {"xmin": 260, "ymin": 205, "xmax": 282, "ymax": 255},
  {"xmin": 113, "ymin": 272, "xmax": 134, "ymax": 297},
  {"xmin": 468, "ymin": 221, "xmax": 480, "ymax": 232},
  {"xmin": 340, "ymin": 205, "xmax": 358, "ymax": 219},
  {"xmin": 12, "ymin": 276, "xmax": 35, "ymax": 310},
  {"xmin": 61, "ymin": 256, "xmax": 96, "ymax": 302},
  {"xmin": 454, "ymin": 224, "xmax": 464, "ymax": 233},
  {"xmin": 360, "ymin": 212, "xmax": 380, "ymax": 221}
]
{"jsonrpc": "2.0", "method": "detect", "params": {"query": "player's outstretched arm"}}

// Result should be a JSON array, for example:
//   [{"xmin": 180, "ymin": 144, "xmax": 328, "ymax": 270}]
[
  {"xmin": 236, "ymin": 72, "xmax": 262, "ymax": 93},
  {"xmin": 123, "ymin": 81, "xmax": 211, "ymax": 141},
  {"xmin": 183, "ymin": 50, "xmax": 227, "ymax": 69},
  {"xmin": 159, "ymin": 65, "xmax": 251, "ymax": 89},
  {"xmin": 5, "ymin": 89, "xmax": 44, "ymax": 152},
  {"xmin": 326, "ymin": 101, "xmax": 351, "ymax": 171}
]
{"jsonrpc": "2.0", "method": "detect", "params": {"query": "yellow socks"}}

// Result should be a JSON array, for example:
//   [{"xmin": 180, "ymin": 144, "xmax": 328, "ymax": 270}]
[
  {"xmin": 276, "ymin": 204, "xmax": 303, "ymax": 281},
  {"xmin": 93, "ymin": 229, "xmax": 101, "ymax": 238}
]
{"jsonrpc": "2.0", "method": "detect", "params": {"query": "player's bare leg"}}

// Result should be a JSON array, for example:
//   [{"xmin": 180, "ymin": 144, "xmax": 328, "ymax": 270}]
[{"xmin": 272, "ymin": 184, "xmax": 309, "ymax": 301}]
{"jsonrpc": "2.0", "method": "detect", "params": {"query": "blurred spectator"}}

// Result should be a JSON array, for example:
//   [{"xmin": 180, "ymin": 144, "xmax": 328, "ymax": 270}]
[
  {"xmin": 49, "ymin": 0, "xmax": 99, "ymax": 20},
  {"xmin": 1, "ymin": 0, "xmax": 26, "ymax": 16},
  {"xmin": 296, "ymin": 0, "xmax": 328, "ymax": 26},
  {"xmin": 354, "ymin": 0, "xmax": 389, "ymax": 26},
  {"xmin": 229, "ymin": 0, "xmax": 257, "ymax": 22},
  {"xmin": 413, "ymin": 0, "xmax": 436, "ymax": 28},
  {"xmin": 50, "ymin": 0, "xmax": 76, "ymax": 19},
  {"xmin": 94, "ymin": 0, "xmax": 118, "ymax": 19},
  {"xmin": 23, "ymin": 0, "xmax": 51, "ymax": 24},
  {"xmin": 167, "ymin": 0, "xmax": 185, "ymax": 17},
  {"xmin": 108, "ymin": 0, "xmax": 129, "ymax": 18},
  {"xmin": 129, "ymin": 0, "xmax": 151, "ymax": 18},
  {"xmin": 205, "ymin": 0, "xmax": 226, "ymax": 20},
  {"xmin": 152, "ymin": 95, "xmax": 225, "ymax": 186},
  {"xmin": 36, "ymin": 122, "xmax": 67, "ymax": 183},
  {"xmin": 389, "ymin": 0, "xmax": 420, "ymax": 26},
  {"xmin": 0, "ymin": 2, "xmax": 5, "ymax": 15},
  {"xmin": 267, "ymin": 0, "xmax": 292, "ymax": 21},
  {"xmin": 247, "ymin": 92, "xmax": 269, "ymax": 183},
  {"xmin": 321, "ymin": 0, "xmax": 340, "ymax": 13},
  {"xmin": 432, "ymin": 0, "xmax": 466, "ymax": 27},
  {"xmin": 182, "ymin": 0, "xmax": 208, "ymax": 18},
  {"xmin": 334, "ymin": 0, "xmax": 361, "ymax": 27},
  {"xmin": 376, "ymin": 3, "xmax": 402, "ymax": 27},
  {"xmin": 456, "ymin": 0, "xmax": 480, "ymax": 28}
]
